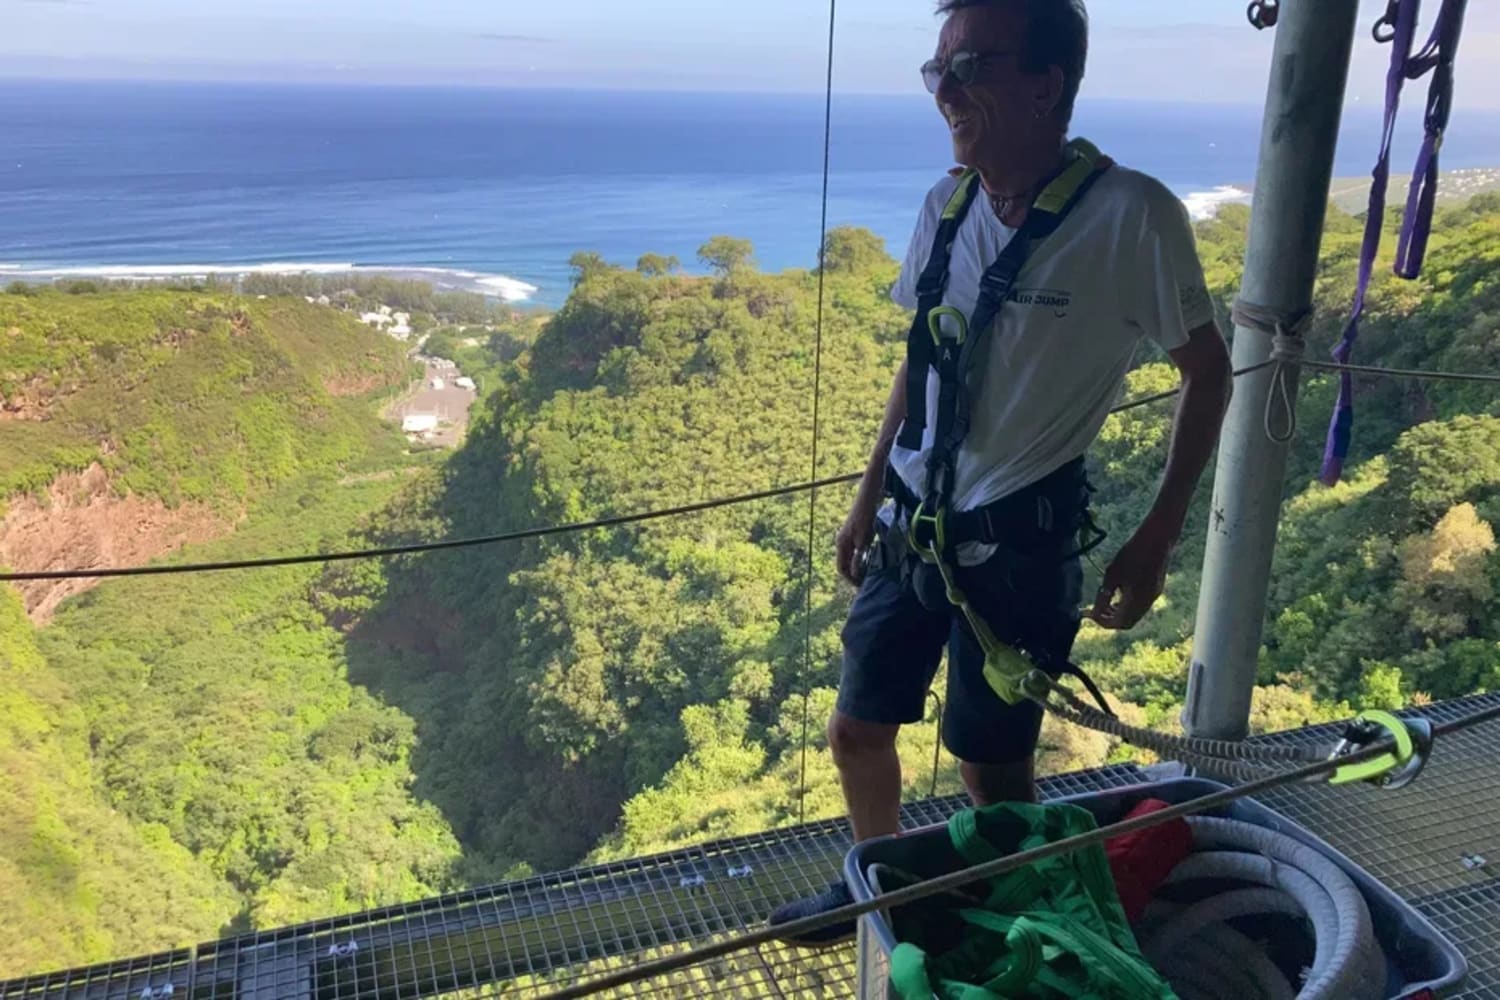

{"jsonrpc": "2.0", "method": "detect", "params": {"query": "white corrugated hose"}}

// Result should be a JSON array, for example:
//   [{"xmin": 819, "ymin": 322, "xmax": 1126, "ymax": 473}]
[{"xmin": 1133, "ymin": 816, "xmax": 1386, "ymax": 1000}]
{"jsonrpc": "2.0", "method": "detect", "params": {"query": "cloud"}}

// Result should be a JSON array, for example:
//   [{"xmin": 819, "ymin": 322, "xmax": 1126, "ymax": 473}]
[{"xmin": 476, "ymin": 33, "xmax": 557, "ymax": 44}]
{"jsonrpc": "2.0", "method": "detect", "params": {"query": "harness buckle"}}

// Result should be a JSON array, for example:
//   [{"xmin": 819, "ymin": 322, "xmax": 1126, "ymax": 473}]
[{"xmin": 1328, "ymin": 709, "xmax": 1433, "ymax": 789}]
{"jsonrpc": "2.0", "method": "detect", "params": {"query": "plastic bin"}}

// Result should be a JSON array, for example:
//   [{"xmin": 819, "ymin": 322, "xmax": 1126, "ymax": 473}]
[{"xmin": 844, "ymin": 777, "xmax": 1467, "ymax": 999}]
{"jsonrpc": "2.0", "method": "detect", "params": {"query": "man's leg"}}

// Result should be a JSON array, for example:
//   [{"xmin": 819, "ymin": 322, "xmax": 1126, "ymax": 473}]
[
  {"xmin": 944, "ymin": 548, "xmax": 1085, "ymax": 807},
  {"xmin": 960, "ymin": 757, "xmax": 1036, "ymax": 806},
  {"xmin": 769, "ymin": 540, "xmax": 947, "ymax": 947},
  {"xmin": 828, "ymin": 710, "xmax": 903, "ymax": 841}
]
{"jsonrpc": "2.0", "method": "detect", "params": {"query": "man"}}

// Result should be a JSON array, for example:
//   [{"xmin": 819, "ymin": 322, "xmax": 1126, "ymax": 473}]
[{"xmin": 769, "ymin": 0, "xmax": 1231, "ymax": 946}]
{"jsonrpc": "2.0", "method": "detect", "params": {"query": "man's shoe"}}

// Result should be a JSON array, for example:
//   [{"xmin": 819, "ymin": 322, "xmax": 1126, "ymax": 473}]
[{"xmin": 767, "ymin": 880, "xmax": 857, "ymax": 948}]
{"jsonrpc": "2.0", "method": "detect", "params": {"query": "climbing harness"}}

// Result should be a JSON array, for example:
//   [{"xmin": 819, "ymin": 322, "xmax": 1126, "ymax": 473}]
[
  {"xmin": 886, "ymin": 802, "xmax": 1177, "ymax": 999},
  {"xmin": 879, "ymin": 137, "xmax": 1437, "ymax": 790},
  {"xmin": 1322, "ymin": 0, "xmax": 1470, "ymax": 485},
  {"xmin": 891, "ymin": 137, "xmax": 1113, "ymax": 708}
]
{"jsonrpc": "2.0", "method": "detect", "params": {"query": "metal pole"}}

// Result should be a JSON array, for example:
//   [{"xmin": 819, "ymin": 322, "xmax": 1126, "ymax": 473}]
[{"xmin": 1184, "ymin": 0, "xmax": 1361, "ymax": 740}]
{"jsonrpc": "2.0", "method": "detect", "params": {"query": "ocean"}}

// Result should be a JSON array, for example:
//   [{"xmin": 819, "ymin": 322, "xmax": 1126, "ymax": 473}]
[{"xmin": 4, "ymin": 79, "xmax": 1500, "ymax": 308}]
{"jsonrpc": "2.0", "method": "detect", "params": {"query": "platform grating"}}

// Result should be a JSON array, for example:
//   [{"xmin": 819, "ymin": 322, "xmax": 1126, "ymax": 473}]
[
  {"xmin": 4, "ymin": 696, "xmax": 1499, "ymax": 998},
  {"xmin": 1252, "ymin": 692, "xmax": 1500, "ymax": 1000}
]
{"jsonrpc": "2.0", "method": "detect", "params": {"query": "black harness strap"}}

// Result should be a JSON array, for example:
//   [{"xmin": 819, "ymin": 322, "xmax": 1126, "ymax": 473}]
[
  {"xmin": 896, "ymin": 172, "xmax": 982, "ymax": 453},
  {"xmin": 949, "ymin": 164, "xmax": 1112, "ymax": 458}
]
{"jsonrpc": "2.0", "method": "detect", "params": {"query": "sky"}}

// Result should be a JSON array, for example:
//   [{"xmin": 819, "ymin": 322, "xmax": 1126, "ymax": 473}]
[{"xmin": 3, "ymin": 0, "xmax": 1499, "ymax": 108}]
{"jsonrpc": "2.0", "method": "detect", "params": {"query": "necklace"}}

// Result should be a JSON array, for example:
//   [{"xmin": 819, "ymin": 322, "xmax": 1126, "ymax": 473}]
[{"xmin": 987, "ymin": 187, "xmax": 1033, "ymax": 223}]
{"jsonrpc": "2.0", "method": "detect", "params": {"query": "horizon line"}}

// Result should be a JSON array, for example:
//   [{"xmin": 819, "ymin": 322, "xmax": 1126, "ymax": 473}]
[{"xmin": 0, "ymin": 72, "xmax": 1280, "ymax": 108}]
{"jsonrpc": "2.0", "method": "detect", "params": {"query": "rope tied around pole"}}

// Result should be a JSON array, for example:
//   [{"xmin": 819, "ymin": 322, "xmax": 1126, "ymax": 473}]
[{"xmin": 1232, "ymin": 299, "xmax": 1313, "ymax": 445}]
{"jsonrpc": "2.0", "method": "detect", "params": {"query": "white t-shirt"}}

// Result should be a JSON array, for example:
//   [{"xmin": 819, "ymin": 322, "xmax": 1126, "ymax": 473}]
[{"xmin": 889, "ymin": 164, "xmax": 1215, "ymax": 527}]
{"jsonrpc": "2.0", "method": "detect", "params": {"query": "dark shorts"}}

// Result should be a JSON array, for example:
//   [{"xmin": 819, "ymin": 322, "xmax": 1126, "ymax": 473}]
[{"xmin": 836, "ymin": 506, "xmax": 1085, "ymax": 765}]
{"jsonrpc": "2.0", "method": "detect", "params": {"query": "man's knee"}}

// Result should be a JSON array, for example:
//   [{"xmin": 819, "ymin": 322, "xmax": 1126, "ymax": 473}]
[
  {"xmin": 827, "ymin": 710, "xmax": 899, "ymax": 769},
  {"xmin": 960, "ymin": 758, "xmax": 1036, "ymax": 806}
]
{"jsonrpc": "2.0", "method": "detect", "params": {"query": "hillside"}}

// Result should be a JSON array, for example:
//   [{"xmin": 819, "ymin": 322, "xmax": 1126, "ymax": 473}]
[
  {"xmin": 326, "ymin": 199, "xmax": 1500, "ymax": 873},
  {"xmin": 0, "ymin": 287, "xmax": 451, "ymax": 977},
  {"xmin": 0, "ymin": 287, "xmax": 416, "ymax": 618}
]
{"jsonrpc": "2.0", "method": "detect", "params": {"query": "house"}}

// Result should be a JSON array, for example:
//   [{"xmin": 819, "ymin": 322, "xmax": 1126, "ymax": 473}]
[{"xmin": 402, "ymin": 413, "xmax": 439, "ymax": 434}]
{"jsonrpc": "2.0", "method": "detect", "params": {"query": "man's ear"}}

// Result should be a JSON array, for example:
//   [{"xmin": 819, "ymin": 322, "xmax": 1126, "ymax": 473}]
[{"xmin": 1034, "ymin": 65, "xmax": 1065, "ymax": 119}]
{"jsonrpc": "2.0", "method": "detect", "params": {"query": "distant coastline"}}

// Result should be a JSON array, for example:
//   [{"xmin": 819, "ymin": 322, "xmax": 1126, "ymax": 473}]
[
  {"xmin": 0, "ymin": 262, "xmax": 539, "ymax": 304},
  {"xmin": 1232, "ymin": 165, "xmax": 1500, "ymax": 215},
  {"xmin": 7, "ymin": 169, "xmax": 1497, "ymax": 308}
]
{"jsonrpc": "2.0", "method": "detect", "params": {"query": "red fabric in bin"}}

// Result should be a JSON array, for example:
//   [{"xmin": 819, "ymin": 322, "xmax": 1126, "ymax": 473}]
[{"xmin": 1104, "ymin": 798, "xmax": 1193, "ymax": 923}]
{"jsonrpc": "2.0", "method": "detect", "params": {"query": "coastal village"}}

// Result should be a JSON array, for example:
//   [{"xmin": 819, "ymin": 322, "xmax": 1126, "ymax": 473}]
[{"xmin": 338, "ymin": 301, "xmax": 481, "ymax": 448}]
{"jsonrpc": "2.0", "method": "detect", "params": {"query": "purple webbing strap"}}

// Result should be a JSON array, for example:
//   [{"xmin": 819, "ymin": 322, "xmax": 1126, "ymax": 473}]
[
  {"xmin": 1394, "ymin": 0, "xmax": 1467, "ymax": 279},
  {"xmin": 1321, "ymin": 0, "xmax": 1421, "ymax": 485},
  {"xmin": 1321, "ymin": 0, "xmax": 1466, "ymax": 485}
]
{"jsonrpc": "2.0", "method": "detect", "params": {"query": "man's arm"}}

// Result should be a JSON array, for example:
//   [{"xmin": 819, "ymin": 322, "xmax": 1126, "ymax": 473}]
[
  {"xmin": 1089, "ymin": 322, "xmax": 1231, "ymax": 629},
  {"xmin": 835, "ymin": 360, "xmax": 908, "ymax": 585}
]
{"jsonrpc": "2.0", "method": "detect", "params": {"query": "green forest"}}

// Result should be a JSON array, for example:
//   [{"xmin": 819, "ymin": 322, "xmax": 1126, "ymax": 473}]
[{"xmin": 2, "ymin": 192, "xmax": 1499, "ymax": 979}]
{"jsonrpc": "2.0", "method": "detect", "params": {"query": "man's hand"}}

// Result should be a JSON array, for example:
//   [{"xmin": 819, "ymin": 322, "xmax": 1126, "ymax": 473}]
[
  {"xmin": 1087, "ymin": 322, "xmax": 1230, "ymax": 630},
  {"xmin": 1087, "ymin": 515, "xmax": 1175, "ymax": 629},
  {"xmin": 835, "ymin": 496, "xmax": 880, "ymax": 586}
]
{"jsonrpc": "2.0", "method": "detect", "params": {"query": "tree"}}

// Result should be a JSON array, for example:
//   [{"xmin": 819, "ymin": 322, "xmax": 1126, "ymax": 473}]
[
  {"xmin": 697, "ymin": 236, "xmax": 755, "ymax": 276},
  {"xmin": 568, "ymin": 251, "xmax": 611, "ymax": 286},
  {"xmin": 1396, "ymin": 502, "xmax": 1496, "ymax": 640},
  {"xmin": 636, "ymin": 253, "xmax": 680, "ymax": 277},
  {"xmin": 1357, "ymin": 661, "xmax": 1405, "ymax": 709},
  {"xmin": 422, "ymin": 329, "xmax": 460, "ymax": 361},
  {"xmin": 820, "ymin": 226, "xmax": 890, "ymax": 275}
]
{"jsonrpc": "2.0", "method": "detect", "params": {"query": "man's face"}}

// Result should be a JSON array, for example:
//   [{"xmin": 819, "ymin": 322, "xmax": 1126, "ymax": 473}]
[{"xmin": 933, "ymin": 5, "xmax": 1042, "ymax": 169}]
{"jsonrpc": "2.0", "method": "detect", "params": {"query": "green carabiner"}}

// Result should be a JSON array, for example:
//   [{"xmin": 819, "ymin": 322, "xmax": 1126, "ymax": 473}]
[
  {"xmin": 1329, "ymin": 709, "xmax": 1415, "ymax": 786},
  {"xmin": 927, "ymin": 305, "xmax": 968, "ymax": 347},
  {"xmin": 906, "ymin": 502, "xmax": 945, "ymax": 564},
  {"xmin": 927, "ymin": 547, "xmax": 1033, "ymax": 706}
]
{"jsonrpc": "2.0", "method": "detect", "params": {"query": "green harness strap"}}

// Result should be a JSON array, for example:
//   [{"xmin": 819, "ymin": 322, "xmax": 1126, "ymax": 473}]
[{"xmin": 886, "ymin": 802, "xmax": 1177, "ymax": 1000}]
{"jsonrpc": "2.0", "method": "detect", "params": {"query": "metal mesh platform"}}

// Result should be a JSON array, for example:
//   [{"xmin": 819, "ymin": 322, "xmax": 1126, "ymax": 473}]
[
  {"xmin": 4, "ymin": 695, "xmax": 1499, "ymax": 999},
  {"xmin": 1253, "ymin": 692, "xmax": 1500, "ymax": 1000}
]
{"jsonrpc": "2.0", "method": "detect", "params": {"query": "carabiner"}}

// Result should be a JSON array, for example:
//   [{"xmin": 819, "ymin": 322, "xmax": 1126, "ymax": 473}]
[
  {"xmin": 906, "ymin": 500, "xmax": 945, "ymax": 560},
  {"xmin": 1328, "ymin": 709, "xmax": 1433, "ymax": 789},
  {"xmin": 1246, "ymin": 0, "xmax": 1278, "ymax": 30},
  {"xmin": 927, "ymin": 305, "xmax": 968, "ymax": 347},
  {"xmin": 1372, "ymin": 0, "xmax": 1400, "ymax": 43}
]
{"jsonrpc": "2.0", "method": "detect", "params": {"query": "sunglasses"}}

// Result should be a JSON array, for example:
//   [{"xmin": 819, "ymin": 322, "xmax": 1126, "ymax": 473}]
[{"xmin": 921, "ymin": 50, "xmax": 1013, "ymax": 94}]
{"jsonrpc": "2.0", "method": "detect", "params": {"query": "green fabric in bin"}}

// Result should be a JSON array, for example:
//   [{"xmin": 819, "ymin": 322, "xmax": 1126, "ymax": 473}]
[{"xmin": 886, "ymin": 802, "xmax": 1176, "ymax": 999}]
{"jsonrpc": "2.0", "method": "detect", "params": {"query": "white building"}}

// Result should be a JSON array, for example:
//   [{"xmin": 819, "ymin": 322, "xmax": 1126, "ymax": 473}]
[{"xmin": 402, "ymin": 413, "xmax": 439, "ymax": 434}]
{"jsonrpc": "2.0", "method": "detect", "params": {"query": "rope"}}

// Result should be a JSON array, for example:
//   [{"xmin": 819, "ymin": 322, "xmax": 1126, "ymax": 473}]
[
  {"xmin": 1232, "ymin": 299, "xmax": 1313, "ymax": 445},
  {"xmin": 539, "ymin": 697, "xmax": 1500, "ymax": 999},
  {"xmin": 796, "ymin": 0, "xmax": 837, "ymax": 825},
  {"xmin": 0, "ymin": 474, "xmax": 862, "ymax": 582},
  {"xmin": 6, "ymin": 356, "xmax": 1497, "ymax": 584},
  {"xmin": 1301, "ymin": 358, "xmax": 1500, "ymax": 383},
  {"xmin": 1032, "ymin": 674, "xmax": 1322, "ymax": 784},
  {"xmin": 927, "ymin": 690, "xmax": 944, "ymax": 798}
]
